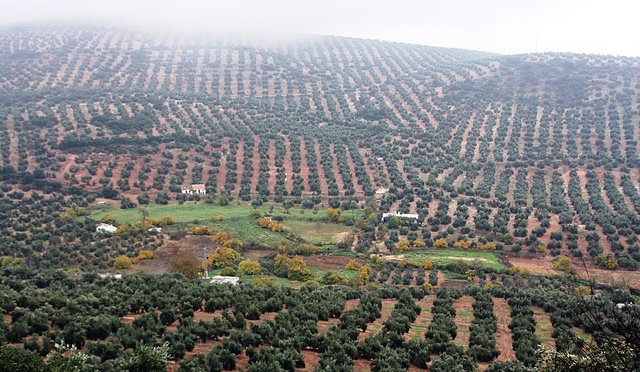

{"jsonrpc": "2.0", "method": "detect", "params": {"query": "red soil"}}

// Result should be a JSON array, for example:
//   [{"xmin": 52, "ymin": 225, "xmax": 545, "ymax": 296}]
[
  {"xmin": 235, "ymin": 140, "xmax": 245, "ymax": 191},
  {"xmin": 283, "ymin": 136, "xmax": 294, "ymax": 193},
  {"xmin": 298, "ymin": 349, "xmax": 322, "ymax": 371},
  {"xmin": 249, "ymin": 134, "xmax": 261, "ymax": 192},
  {"xmin": 344, "ymin": 145, "xmax": 363, "ymax": 194},
  {"xmin": 305, "ymin": 255, "xmax": 364, "ymax": 270},
  {"xmin": 216, "ymin": 139, "xmax": 229, "ymax": 192},
  {"xmin": 298, "ymin": 137, "xmax": 311, "ymax": 192},
  {"xmin": 267, "ymin": 139, "xmax": 277, "ymax": 192},
  {"xmin": 313, "ymin": 139, "xmax": 329, "ymax": 194},
  {"xmin": 493, "ymin": 297, "xmax": 515, "ymax": 361},
  {"xmin": 329, "ymin": 143, "xmax": 346, "ymax": 193},
  {"xmin": 357, "ymin": 300, "xmax": 397, "ymax": 341}
]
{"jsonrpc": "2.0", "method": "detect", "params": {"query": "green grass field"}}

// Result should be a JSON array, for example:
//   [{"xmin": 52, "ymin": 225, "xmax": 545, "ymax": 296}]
[
  {"xmin": 92, "ymin": 202, "xmax": 254, "ymax": 224},
  {"xmin": 207, "ymin": 265, "xmax": 358, "ymax": 288},
  {"xmin": 90, "ymin": 201, "xmax": 356, "ymax": 247},
  {"xmin": 394, "ymin": 249, "xmax": 505, "ymax": 270},
  {"xmin": 284, "ymin": 219, "xmax": 352, "ymax": 245}
]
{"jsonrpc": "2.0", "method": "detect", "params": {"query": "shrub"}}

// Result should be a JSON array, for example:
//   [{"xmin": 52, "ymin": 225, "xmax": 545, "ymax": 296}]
[
  {"xmin": 594, "ymin": 254, "xmax": 618, "ymax": 270},
  {"xmin": 345, "ymin": 259, "xmax": 361, "ymax": 270},
  {"xmin": 395, "ymin": 239, "xmax": 411, "ymax": 253},
  {"xmin": 137, "ymin": 250, "xmax": 154, "ymax": 260},
  {"xmin": 552, "ymin": 256, "xmax": 571, "ymax": 272},
  {"xmin": 191, "ymin": 225, "xmax": 214, "ymax": 235},
  {"xmin": 99, "ymin": 215, "xmax": 115, "ymax": 224},
  {"xmin": 220, "ymin": 267, "xmax": 236, "ymax": 276},
  {"xmin": 162, "ymin": 216, "xmax": 176, "ymax": 225},
  {"xmin": 325, "ymin": 208, "xmax": 342, "ymax": 223},
  {"xmin": 274, "ymin": 254, "xmax": 313, "ymax": 281},
  {"xmin": 114, "ymin": 256, "xmax": 132, "ymax": 269},
  {"xmin": 322, "ymin": 272, "xmax": 347, "ymax": 285},
  {"xmin": 434, "ymin": 238, "xmax": 448, "ymax": 248},
  {"xmin": 171, "ymin": 253, "xmax": 201, "ymax": 278},
  {"xmin": 251, "ymin": 277, "xmax": 275, "ymax": 286},
  {"xmin": 207, "ymin": 248, "xmax": 240, "ymax": 268},
  {"xmin": 238, "ymin": 259, "xmax": 262, "ymax": 275},
  {"xmin": 214, "ymin": 231, "xmax": 232, "ymax": 244},
  {"xmin": 453, "ymin": 240, "xmax": 472, "ymax": 250},
  {"xmin": 256, "ymin": 217, "xmax": 285, "ymax": 232}
]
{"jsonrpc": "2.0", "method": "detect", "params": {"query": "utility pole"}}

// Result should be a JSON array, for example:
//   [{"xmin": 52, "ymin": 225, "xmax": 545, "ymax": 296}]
[{"xmin": 203, "ymin": 246, "xmax": 209, "ymax": 279}]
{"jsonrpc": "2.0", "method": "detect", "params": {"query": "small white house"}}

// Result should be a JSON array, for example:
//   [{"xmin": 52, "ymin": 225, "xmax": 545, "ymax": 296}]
[
  {"xmin": 96, "ymin": 223, "xmax": 117, "ymax": 234},
  {"xmin": 210, "ymin": 276, "xmax": 240, "ymax": 285},
  {"xmin": 98, "ymin": 273, "xmax": 122, "ymax": 279},
  {"xmin": 148, "ymin": 227, "xmax": 162, "ymax": 233},
  {"xmin": 617, "ymin": 303, "xmax": 633, "ymax": 309},
  {"xmin": 181, "ymin": 184, "xmax": 207, "ymax": 195},
  {"xmin": 381, "ymin": 211, "xmax": 420, "ymax": 222}
]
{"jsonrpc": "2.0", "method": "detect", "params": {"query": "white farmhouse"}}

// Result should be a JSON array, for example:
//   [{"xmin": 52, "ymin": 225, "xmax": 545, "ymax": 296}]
[
  {"xmin": 96, "ymin": 223, "xmax": 117, "ymax": 234},
  {"xmin": 209, "ymin": 276, "xmax": 240, "ymax": 285},
  {"xmin": 181, "ymin": 184, "xmax": 207, "ymax": 195},
  {"xmin": 98, "ymin": 273, "xmax": 122, "ymax": 279},
  {"xmin": 381, "ymin": 211, "xmax": 420, "ymax": 222}
]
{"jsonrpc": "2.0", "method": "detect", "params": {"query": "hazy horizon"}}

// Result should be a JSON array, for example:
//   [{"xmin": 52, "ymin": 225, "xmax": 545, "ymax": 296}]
[{"xmin": 1, "ymin": 0, "xmax": 639, "ymax": 57}]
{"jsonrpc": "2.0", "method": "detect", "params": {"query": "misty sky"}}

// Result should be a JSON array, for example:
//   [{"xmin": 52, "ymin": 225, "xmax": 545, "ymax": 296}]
[{"xmin": 1, "ymin": 0, "xmax": 638, "ymax": 57}]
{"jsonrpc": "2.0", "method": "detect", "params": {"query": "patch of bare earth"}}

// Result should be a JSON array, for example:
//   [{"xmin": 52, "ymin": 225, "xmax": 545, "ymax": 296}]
[
  {"xmin": 267, "ymin": 139, "xmax": 278, "ymax": 192},
  {"xmin": 493, "ymin": 297, "xmax": 515, "ymax": 361},
  {"xmin": 243, "ymin": 249, "xmax": 274, "ymax": 260},
  {"xmin": 353, "ymin": 358, "xmax": 372, "ymax": 371},
  {"xmin": 283, "ymin": 136, "xmax": 294, "ymax": 193},
  {"xmin": 344, "ymin": 299, "xmax": 360, "ymax": 312},
  {"xmin": 506, "ymin": 257, "xmax": 562, "ymax": 276},
  {"xmin": 316, "ymin": 317, "xmax": 340, "ymax": 333},
  {"xmin": 305, "ymin": 255, "xmax": 364, "ymax": 270},
  {"xmin": 131, "ymin": 235, "xmax": 220, "ymax": 275},
  {"xmin": 405, "ymin": 295, "xmax": 434, "ymax": 340},
  {"xmin": 358, "ymin": 300, "xmax": 397, "ymax": 341},
  {"xmin": 298, "ymin": 349, "xmax": 322, "ymax": 371},
  {"xmin": 452, "ymin": 296, "xmax": 474, "ymax": 348},
  {"xmin": 317, "ymin": 297, "xmax": 361, "ymax": 333},
  {"xmin": 298, "ymin": 137, "xmax": 311, "ymax": 192},
  {"xmin": 573, "ymin": 266, "xmax": 640, "ymax": 290},
  {"xmin": 235, "ymin": 349, "xmax": 251, "ymax": 370}
]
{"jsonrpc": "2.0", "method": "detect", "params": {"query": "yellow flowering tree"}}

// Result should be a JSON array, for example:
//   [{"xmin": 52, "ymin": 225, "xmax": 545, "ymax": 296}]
[{"xmin": 238, "ymin": 259, "xmax": 262, "ymax": 275}]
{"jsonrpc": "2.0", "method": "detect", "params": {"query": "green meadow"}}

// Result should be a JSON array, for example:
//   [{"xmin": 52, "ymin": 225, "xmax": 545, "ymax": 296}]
[
  {"xmin": 91, "ymin": 201, "xmax": 357, "ymax": 247},
  {"xmin": 392, "ymin": 249, "xmax": 505, "ymax": 270}
]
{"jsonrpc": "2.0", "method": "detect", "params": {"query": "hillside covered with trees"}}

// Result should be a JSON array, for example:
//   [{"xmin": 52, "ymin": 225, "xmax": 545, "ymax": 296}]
[{"xmin": 1, "ymin": 25, "xmax": 640, "ymax": 370}]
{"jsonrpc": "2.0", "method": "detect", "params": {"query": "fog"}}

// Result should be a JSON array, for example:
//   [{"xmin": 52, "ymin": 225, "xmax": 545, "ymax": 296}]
[{"xmin": 1, "ymin": 0, "xmax": 638, "ymax": 57}]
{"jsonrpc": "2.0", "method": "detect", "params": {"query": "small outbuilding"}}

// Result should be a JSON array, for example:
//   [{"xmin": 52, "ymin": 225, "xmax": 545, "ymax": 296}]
[
  {"xmin": 381, "ymin": 211, "xmax": 420, "ymax": 222},
  {"xmin": 98, "ymin": 273, "xmax": 122, "ymax": 279},
  {"xmin": 209, "ymin": 276, "xmax": 240, "ymax": 285},
  {"xmin": 181, "ymin": 184, "xmax": 207, "ymax": 195},
  {"xmin": 617, "ymin": 303, "xmax": 633, "ymax": 309},
  {"xmin": 96, "ymin": 223, "xmax": 117, "ymax": 234}
]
